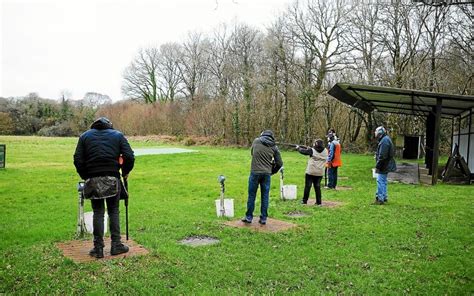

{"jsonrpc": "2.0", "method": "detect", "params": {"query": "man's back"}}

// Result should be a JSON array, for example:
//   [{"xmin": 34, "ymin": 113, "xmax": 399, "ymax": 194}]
[
  {"xmin": 250, "ymin": 131, "xmax": 282, "ymax": 174},
  {"xmin": 74, "ymin": 118, "xmax": 134, "ymax": 179}
]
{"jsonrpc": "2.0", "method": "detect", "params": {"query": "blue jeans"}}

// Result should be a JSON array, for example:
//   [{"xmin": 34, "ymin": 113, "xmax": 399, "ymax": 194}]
[
  {"xmin": 245, "ymin": 172, "xmax": 271, "ymax": 221},
  {"xmin": 376, "ymin": 173, "xmax": 388, "ymax": 202},
  {"xmin": 328, "ymin": 167, "xmax": 338, "ymax": 188}
]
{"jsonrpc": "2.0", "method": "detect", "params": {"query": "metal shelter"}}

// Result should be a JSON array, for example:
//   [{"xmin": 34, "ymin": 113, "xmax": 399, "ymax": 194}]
[{"xmin": 328, "ymin": 83, "xmax": 474, "ymax": 185}]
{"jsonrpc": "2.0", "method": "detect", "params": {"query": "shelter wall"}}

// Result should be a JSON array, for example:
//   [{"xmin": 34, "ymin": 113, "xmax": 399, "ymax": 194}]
[{"xmin": 453, "ymin": 122, "xmax": 474, "ymax": 173}]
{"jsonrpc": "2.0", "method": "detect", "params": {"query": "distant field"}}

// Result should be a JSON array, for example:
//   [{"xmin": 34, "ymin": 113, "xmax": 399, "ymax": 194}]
[{"xmin": 0, "ymin": 136, "xmax": 472, "ymax": 294}]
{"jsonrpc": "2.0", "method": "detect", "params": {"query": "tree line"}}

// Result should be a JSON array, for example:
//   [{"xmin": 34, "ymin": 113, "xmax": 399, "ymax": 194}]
[
  {"xmin": 0, "ymin": 92, "xmax": 110, "ymax": 136},
  {"xmin": 1, "ymin": 0, "xmax": 471, "ymax": 153},
  {"xmin": 118, "ymin": 0, "xmax": 472, "ymax": 150}
]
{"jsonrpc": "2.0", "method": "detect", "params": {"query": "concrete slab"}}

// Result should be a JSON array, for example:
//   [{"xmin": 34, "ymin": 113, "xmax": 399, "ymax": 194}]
[
  {"xmin": 179, "ymin": 236, "xmax": 220, "ymax": 247},
  {"xmin": 303, "ymin": 200, "xmax": 345, "ymax": 208},
  {"xmin": 56, "ymin": 238, "xmax": 149, "ymax": 263},
  {"xmin": 388, "ymin": 162, "xmax": 419, "ymax": 184},
  {"xmin": 134, "ymin": 148, "xmax": 196, "ymax": 156},
  {"xmin": 224, "ymin": 218, "xmax": 297, "ymax": 233}
]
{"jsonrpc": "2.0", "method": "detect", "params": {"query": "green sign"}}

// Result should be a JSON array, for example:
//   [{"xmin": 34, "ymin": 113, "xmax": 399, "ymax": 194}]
[{"xmin": 0, "ymin": 144, "xmax": 5, "ymax": 168}]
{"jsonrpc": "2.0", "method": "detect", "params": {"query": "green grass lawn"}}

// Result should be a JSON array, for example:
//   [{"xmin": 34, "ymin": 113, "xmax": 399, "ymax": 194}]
[{"xmin": 0, "ymin": 136, "xmax": 472, "ymax": 295}]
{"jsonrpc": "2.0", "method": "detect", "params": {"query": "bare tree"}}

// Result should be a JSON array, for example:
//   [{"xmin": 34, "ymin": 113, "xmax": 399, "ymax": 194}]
[
  {"xmin": 265, "ymin": 16, "xmax": 297, "ymax": 142},
  {"xmin": 206, "ymin": 24, "xmax": 233, "ymax": 140},
  {"xmin": 287, "ymin": 0, "xmax": 350, "ymax": 142},
  {"xmin": 345, "ymin": 0, "xmax": 386, "ymax": 145},
  {"xmin": 83, "ymin": 92, "xmax": 112, "ymax": 109},
  {"xmin": 229, "ymin": 23, "xmax": 263, "ymax": 144},
  {"xmin": 378, "ymin": 0, "xmax": 429, "ymax": 88},
  {"xmin": 445, "ymin": 4, "xmax": 473, "ymax": 94},
  {"xmin": 177, "ymin": 32, "xmax": 210, "ymax": 101},
  {"xmin": 122, "ymin": 47, "xmax": 160, "ymax": 103},
  {"xmin": 157, "ymin": 43, "xmax": 186, "ymax": 101}
]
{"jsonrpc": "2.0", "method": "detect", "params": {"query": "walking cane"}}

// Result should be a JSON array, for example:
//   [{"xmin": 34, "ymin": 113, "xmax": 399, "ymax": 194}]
[{"xmin": 123, "ymin": 177, "xmax": 129, "ymax": 241}]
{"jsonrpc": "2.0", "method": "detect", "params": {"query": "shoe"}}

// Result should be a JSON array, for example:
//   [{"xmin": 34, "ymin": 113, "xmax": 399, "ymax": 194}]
[
  {"xmin": 241, "ymin": 217, "xmax": 252, "ymax": 224},
  {"xmin": 372, "ymin": 200, "xmax": 384, "ymax": 205},
  {"xmin": 110, "ymin": 243, "xmax": 129, "ymax": 256},
  {"xmin": 315, "ymin": 203, "xmax": 322, "ymax": 206},
  {"xmin": 323, "ymin": 186, "xmax": 329, "ymax": 189},
  {"xmin": 258, "ymin": 219, "xmax": 266, "ymax": 225},
  {"xmin": 300, "ymin": 200, "xmax": 307, "ymax": 204},
  {"xmin": 89, "ymin": 247, "xmax": 104, "ymax": 259}
]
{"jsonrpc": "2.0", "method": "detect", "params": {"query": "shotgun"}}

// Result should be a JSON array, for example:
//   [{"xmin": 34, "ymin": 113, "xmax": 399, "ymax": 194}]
[
  {"xmin": 276, "ymin": 142, "xmax": 309, "ymax": 149},
  {"xmin": 123, "ymin": 178, "xmax": 129, "ymax": 241}
]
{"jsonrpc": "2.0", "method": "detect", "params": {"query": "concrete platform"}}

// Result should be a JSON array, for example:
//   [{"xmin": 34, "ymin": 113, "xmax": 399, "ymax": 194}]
[
  {"xmin": 224, "ymin": 218, "xmax": 297, "ymax": 233},
  {"xmin": 56, "ymin": 238, "xmax": 149, "ymax": 263}
]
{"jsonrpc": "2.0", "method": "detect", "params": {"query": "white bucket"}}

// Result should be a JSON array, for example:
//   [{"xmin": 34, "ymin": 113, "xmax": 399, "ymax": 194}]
[
  {"xmin": 372, "ymin": 168, "xmax": 378, "ymax": 178},
  {"xmin": 84, "ymin": 211, "xmax": 108, "ymax": 234},
  {"xmin": 215, "ymin": 199, "xmax": 234, "ymax": 217},
  {"xmin": 282, "ymin": 185, "xmax": 297, "ymax": 200}
]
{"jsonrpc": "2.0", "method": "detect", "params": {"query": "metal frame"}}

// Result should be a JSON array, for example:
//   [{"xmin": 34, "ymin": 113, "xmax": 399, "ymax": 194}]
[{"xmin": 328, "ymin": 83, "xmax": 474, "ymax": 184}]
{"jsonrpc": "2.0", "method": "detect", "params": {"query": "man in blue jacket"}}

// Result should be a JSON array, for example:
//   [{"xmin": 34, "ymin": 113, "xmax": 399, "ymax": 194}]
[
  {"xmin": 74, "ymin": 117, "xmax": 135, "ymax": 258},
  {"xmin": 374, "ymin": 126, "xmax": 396, "ymax": 205},
  {"xmin": 242, "ymin": 130, "xmax": 283, "ymax": 225}
]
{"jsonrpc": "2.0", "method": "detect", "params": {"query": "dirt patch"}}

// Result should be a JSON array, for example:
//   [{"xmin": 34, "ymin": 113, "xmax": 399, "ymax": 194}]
[
  {"xmin": 178, "ymin": 236, "xmax": 220, "ymax": 247},
  {"xmin": 303, "ymin": 200, "xmax": 344, "ymax": 208},
  {"xmin": 224, "ymin": 218, "xmax": 297, "ymax": 233},
  {"xmin": 286, "ymin": 211, "xmax": 309, "ymax": 218},
  {"xmin": 56, "ymin": 238, "xmax": 149, "ymax": 263}
]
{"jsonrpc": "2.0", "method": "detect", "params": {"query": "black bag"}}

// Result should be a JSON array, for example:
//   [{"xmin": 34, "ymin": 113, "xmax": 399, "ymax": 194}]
[{"xmin": 83, "ymin": 176, "xmax": 119, "ymax": 200}]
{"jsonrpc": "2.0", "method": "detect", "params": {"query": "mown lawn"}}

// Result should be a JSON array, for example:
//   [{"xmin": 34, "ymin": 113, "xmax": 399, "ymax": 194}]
[{"xmin": 0, "ymin": 136, "xmax": 472, "ymax": 295}]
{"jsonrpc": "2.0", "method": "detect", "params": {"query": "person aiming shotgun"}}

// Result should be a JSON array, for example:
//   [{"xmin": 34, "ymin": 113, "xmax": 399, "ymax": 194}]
[
  {"xmin": 295, "ymin": 139, "xmax": 328, "ymax": 205},
  {"xmin": 73, "ymin": 117, "xmax": 135, "ymax": 259}
]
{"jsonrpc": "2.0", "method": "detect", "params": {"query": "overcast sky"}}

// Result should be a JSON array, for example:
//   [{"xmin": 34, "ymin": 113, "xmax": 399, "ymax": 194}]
[{"xmin": 0, "ymin": 0, "xmax": 292, "ymax": 101}]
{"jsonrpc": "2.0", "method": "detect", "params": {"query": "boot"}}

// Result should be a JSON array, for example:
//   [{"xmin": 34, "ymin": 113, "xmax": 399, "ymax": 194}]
[
  {"xmin": 111, "ymin": 243, "xmax": 129, "ymax": 255},
  {"xmin": 89, "ymin": 247, "xmax": 104, "ymax": 259}
]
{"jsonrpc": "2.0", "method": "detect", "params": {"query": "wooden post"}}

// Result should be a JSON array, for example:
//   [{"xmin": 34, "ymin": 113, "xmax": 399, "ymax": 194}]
[
  {"xmin": 467, "ymin": 109, "xmax": 472, "ymax": 166},
  {"xmin": 431, "ymin": 98, "xmax": 442, "ymax": 185}
]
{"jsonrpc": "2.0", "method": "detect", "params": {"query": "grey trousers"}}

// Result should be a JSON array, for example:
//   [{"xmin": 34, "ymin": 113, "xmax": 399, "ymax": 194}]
[{"xmin": 91, "ymin": 194, "xmax": 121, "ymax": 247}]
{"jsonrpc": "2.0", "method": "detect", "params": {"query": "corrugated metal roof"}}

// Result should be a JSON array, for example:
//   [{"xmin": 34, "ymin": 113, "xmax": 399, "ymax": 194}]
[{"xmin": 328, "ymin": 83, "xmax": 474, "ymax": 118}]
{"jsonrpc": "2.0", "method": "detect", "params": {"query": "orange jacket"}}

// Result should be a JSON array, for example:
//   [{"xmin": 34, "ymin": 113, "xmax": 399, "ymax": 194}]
[{"xmin": 327, "ymin": 140, "xmax": 342, "ymax": 167}]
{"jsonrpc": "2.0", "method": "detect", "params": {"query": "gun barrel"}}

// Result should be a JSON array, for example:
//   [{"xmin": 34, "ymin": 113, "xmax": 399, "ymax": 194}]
[{"xmin": 276, "ymin": 142, "xmax": 307, "ymax": 149}]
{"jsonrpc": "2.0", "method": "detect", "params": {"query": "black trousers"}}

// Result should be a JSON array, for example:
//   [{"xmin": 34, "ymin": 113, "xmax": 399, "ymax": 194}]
[
  {"xmin": 91, "ymin": 194, "xmax": 121, "ymax": 247},
  {"xmin": 303, "ymin": 174, "xmax": 323, "ymax": 205}
]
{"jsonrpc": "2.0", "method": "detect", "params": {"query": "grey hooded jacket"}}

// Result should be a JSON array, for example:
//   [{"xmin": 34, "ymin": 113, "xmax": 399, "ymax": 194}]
[{"xmin": 250, "ymin": 131, "xmax": 283, "ymax": 174}]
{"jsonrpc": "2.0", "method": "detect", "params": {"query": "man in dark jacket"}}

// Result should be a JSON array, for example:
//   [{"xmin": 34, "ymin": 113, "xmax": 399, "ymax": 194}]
[
  {"xmin": 374, "ymin": 126, "xmax": 396, "ymax": 205},
  {"xmin": 73, "ymin": 117, "xmax": 135, "ymax": 258},
  {"xmin": 242, "ymin": 130, "xmax": 283, "ymax": 225}
]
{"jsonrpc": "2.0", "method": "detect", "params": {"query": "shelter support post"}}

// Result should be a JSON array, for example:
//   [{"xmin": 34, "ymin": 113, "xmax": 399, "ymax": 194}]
[
  {"xmin": 431, "ymin": 98, "xmax": 442, "ymax": 185},
  {"xmin": 425, "ymin": 112, "xmax": 435, "ymax": 173},
  {"xmin": 468, "ymin": 109, "xmax": 472, "ymax": 166}
]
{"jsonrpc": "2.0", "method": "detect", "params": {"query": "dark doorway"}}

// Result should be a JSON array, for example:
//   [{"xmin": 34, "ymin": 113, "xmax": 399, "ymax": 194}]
[{"xmin": 403, "ymin": 136, "xmax": 421, "ymax": 159}]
